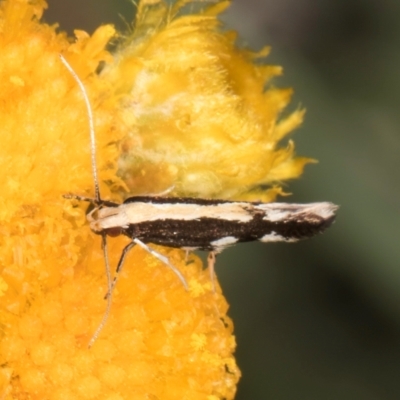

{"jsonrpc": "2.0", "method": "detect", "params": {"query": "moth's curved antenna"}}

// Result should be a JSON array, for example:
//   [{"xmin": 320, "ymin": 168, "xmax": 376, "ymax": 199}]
[
  {"xmin": 59, "ymin": 55, "xmax": 101, "ymax": 203},
  {"xmin": 60, "ymin": 54, "xmax": 112, "ymax": 347}
]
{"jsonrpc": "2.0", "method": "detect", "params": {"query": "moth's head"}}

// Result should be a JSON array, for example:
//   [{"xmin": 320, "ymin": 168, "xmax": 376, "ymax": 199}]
[
  {"xmin": 63, "ymin": 194, "xmax": 123, "ymax": 237},
  {"xmin": 87, "ymin": 204, "xmax": 124, "ymax": 237}
]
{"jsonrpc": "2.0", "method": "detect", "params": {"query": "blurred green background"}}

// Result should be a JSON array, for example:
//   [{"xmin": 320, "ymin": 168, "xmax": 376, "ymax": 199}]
[{"xmin": 45, "ymin": 1, "xmax": 400, "ymax": 399}]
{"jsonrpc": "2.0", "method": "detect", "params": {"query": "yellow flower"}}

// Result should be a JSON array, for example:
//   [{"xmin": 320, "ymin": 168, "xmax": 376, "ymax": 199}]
[
  {"xmin": 0, "ymin": 0, "xmax": 311, "ymax": 398},
  {"xmin": 109, "ymin": 0, "xmax": 311, "ymax": 201}
]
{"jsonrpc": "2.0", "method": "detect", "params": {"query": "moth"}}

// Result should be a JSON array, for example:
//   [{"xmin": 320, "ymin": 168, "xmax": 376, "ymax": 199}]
[{"xmin": 60, "ymin": 56, "xmax": 338, "ymax": 345}]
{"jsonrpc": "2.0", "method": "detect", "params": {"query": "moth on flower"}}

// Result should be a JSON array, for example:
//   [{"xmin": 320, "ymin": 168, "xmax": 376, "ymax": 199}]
[
  {"xmin": 58, "ymin": 0, "xmax": 338, "ymax": 350},
  {"xmin": 61, "ymin": 48, "xmax": 337, "ymax": 344},
  {"xmin": 62, "ymin": 2, "xmax": 339, "ymax": 289}
]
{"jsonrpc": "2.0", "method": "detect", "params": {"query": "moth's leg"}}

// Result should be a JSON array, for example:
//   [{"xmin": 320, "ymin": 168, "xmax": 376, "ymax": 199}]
[
  {"xmin": 207, "ymin": 251, "xmax": 218, "ymax": 292},
  {"xmin": 147, "ymin": 185, "xmax": 175, "ymax": 197},
  {"xmin": 133, "ymin": 238, "xmax": 188, "ymax": 290},
  {"xmin": 89, "ymin": 233, "xmax": 114, "ymax": 348},
  {"xmin": 139, "ymin": 185, "xmax": 175, "ymax": 198},
  {"xmin": 185, "ymin": 250, "xmax": 190, "ymax": 264},
  {"xmin": 104, "ymin": 241, "xmax": 136, "ymax": 300}
]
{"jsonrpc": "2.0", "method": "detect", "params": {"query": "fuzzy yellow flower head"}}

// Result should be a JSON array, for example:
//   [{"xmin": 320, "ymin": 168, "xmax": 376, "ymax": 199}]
[
  {"xmin": 0, "ymin": 0, "xmax": 311, "ymax": 399},
  {"xmin": 110, "ymin": 0, "xmax": 311, "ymax": 201}
]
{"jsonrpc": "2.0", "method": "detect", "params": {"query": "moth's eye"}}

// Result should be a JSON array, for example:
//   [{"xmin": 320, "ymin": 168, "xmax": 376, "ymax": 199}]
[
  {"xmin": 85, "ymin": 202, "xmax": 96, "ymax": 215},
  {"xmin": 89, "ymin": 208, "xmax": 98, "ymax": 218},
  {"xmin": 105, "ymin": 227, "xmax": 122, "ymax": 237},
  {"xmin": 86, "ymin": 207, "xmax": 99, "ymax": 224}
]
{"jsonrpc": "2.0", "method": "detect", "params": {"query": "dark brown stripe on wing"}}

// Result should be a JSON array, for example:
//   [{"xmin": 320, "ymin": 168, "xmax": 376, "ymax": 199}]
[{"xmin": 122, "ymin": 212, "xmax": 336, "ymax": 250}]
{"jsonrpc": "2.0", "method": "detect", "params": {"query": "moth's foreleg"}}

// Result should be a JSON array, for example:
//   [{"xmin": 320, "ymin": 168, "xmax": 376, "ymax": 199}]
[
  {"xmin": 89, "ymin": 233, "xmax": 113, "ymax": 348},
  {"xmin": 63, "ymin": 193, "xmax": 96, "ymax": 203},
  {"xmin": 133, "ymin": 238, "xmax": 189, "ymax": 290}
]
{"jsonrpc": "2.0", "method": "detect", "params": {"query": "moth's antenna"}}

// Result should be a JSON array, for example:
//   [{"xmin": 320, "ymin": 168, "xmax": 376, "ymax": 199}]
[
  {"xmin": 60, "ymin": 55, "xmax": 113, "ymax": 347},
  {"xmin": 59, "ymin": 55, "xmax": 101, "ymax": 203}
]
